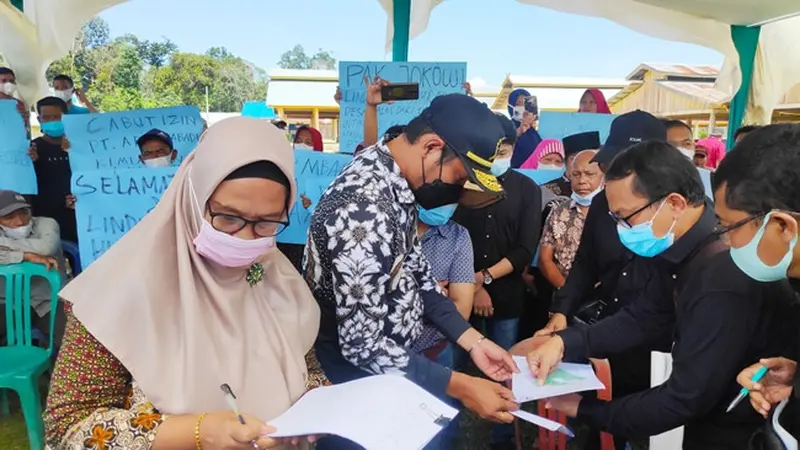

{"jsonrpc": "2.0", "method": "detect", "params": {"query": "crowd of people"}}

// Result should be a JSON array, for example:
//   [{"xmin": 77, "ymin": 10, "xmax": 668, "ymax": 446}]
[{"xmin": 1, "ymin": 62, "xmax": 799, "ymax": 450}]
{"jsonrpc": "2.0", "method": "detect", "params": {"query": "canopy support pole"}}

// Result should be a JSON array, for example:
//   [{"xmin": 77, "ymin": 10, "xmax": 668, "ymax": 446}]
[
  {"xmin": 726, "ymin": 25, "xmax": 761, "ymax": 150},
  {"xmin": 392, "ymin": 0, "xmax": 411, "ymax": 61}
]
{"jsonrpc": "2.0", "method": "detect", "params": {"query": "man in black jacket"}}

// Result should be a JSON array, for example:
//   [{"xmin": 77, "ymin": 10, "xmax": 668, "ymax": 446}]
[{"xmin": 528, "ymin": 141, "xmax": 795, "ymax": 449}]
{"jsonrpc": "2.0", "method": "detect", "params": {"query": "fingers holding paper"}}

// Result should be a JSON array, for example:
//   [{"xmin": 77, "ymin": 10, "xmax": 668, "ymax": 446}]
[
  {"xmin": 544, "ymin": 393, "xmax": 582, "ymax": 418},
  {"xmin": 453, "ymin": 374, "xmax": 519, "ymax": 423},
  {"xmin": 526, "ymin": 335, "xmax": 565, "ymax": 385}
]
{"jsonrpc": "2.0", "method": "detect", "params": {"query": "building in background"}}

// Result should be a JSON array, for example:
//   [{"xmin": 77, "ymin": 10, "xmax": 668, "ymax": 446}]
[
  {"xmin": 491, "ymin": 75, "xmax": 628, "ymax": 112},
  {"xmin": 265, "ymin": 68, "xmax": 339, "ymax": 147}
]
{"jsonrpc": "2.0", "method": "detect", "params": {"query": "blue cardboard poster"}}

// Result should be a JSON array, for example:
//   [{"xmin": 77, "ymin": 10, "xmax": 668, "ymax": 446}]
[
  {"xmin": 338, "ymin": 61, "xmax": 467, "ymax": 154},
  {"xmin": 72, "ymin": 167, "xmax": 177, "ymax": 266},
  {"xmin": 538, "ymin": 111, "xmax": 617, "ymax": 142},
  {"xmin": 0, "ymin": 99, "xmax": 37, "ymax": 194},
  {"xmin": 63, "ymin": 106, "xmax": 203, "ymax": 172},
  {"xmin": 279, "ymin": 151, "xmax": 353, "ymax": 245}
]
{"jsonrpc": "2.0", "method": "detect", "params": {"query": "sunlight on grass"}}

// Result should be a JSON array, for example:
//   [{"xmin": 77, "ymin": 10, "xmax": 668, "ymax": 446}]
[{"xmin": 0, "ymin": 412, "xmax": 29, "ymax": 450}]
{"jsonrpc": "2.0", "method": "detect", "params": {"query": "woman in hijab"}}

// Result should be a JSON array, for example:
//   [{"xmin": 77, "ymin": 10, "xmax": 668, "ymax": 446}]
[
  {"xmin": 519, "ymin": 138, "xmax": 565, "ymax": 170},
  {"xmin": 696, "ymin": 136, "xmax": 726, "ymax": 169},
  {"xmin": 507, "ymin": 88, "xmax": 544, "ymax": 168},
  {"xmin": 578, "ymin": 89, "xmax": 612, "ymax": 114},
  {"xmin": 293, "ymin": 125, "xmax": 323, "ymax": 151},
  {"xmin": 44, "ymin": 117, "xmax": 322, "ymax": 450}
]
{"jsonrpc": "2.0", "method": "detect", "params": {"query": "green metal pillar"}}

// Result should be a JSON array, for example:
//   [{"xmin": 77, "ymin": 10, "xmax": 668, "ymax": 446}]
[
  {"xmin": 11, "ymin": 0, "xmax": 23, "ymax": 11},
  {"xmin": 392, "ymin": 0, "xmax": 411, "ymax": 61},
  {"xmin": 726, "ymin": 25, "xmax": 761, "ymax": 150}
]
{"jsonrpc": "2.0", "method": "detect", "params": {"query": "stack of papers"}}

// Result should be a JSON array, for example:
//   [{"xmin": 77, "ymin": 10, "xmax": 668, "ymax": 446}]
[
  {"xmin": 269, "ymin": 374, "xmax": 458, "ymax": 450},
  {"xmin": 511, "ymin": 356, "xmax": 605, "ymax": 403}
]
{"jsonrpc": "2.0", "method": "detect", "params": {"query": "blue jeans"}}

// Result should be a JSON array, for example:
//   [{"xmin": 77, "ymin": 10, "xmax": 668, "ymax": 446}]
[{"xmin": 475, "ymin": 317, "xmax": 520, "ymax": 444}]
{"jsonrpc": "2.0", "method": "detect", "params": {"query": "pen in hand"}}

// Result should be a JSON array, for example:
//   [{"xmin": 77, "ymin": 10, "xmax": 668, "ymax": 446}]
[
  {"xmin": 726, "ymin": 366, "xmax": 768, "ymax": 413},
  {"xmin": 220, "ymin": 383, "xmax": 260, "ymax": 449}
]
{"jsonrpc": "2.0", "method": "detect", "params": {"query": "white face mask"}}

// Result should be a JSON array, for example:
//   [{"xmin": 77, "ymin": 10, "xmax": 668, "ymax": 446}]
[
  {"xmin": 143, "ymin": 155, "xmax": 172, "ymax": 168},
  {"xmin": 538, "ymin": 163, "xmax": 562, "ymax": 171},
  {"xmin": 1, "ymin": 223, "xmax": 32, "ymax": 240},
  {"xmin": 294, "ymin": 143, "xmax": 314, "ymax": 151},
  {"xmin": 1, "ymin": 81, "xmax": 18, "ymax": 97},
  {"xmin": 678, "ymin": 147, "xmax": 694, "ymax": 160},
  {"xmin": 54, "ymin": 89, "xmax": 74, "ymax": 103},
  {"xmin": 571, "ymin": 185, "xmax": 603, "ymax": 207},
  {"xmin": 512, "ymin": 105, "xmax": 526, "ymax": 122}
]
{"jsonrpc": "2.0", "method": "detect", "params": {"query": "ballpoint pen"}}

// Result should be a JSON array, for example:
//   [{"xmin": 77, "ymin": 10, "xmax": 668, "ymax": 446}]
[
  {"xmin": 220, "ymin": 383, "xmax": 260, "ymax": 449},
  {"xmin": 726, "ymin": 366, "xmax": 768, "ymax": 413}
]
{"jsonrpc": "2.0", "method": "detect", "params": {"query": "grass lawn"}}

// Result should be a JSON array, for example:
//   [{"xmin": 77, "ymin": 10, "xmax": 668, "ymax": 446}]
[{"xmin": 0, "ymin": 411, "xmax": 29, "ymax": 450}]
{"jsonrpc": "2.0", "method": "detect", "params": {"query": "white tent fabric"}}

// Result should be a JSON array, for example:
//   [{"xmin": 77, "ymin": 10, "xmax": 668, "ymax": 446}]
[
  {"xmin": 379, "ymin": 0, "xmax": 800, "ymax": 124},
  {"xmin": 0, "ymin": 0, "xmax": 126, "ymax": 105}
]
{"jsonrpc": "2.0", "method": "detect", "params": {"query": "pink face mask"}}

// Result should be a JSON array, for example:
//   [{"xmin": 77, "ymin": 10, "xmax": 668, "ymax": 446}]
[{"xmin": 189, "ymin": 174, "xmax": 276, "ymax": 268}]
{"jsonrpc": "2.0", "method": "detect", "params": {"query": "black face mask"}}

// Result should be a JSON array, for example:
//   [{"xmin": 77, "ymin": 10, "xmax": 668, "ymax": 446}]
[{"xmin": 411, "ymin": 152, "xmax": 463, "ymax": 210}]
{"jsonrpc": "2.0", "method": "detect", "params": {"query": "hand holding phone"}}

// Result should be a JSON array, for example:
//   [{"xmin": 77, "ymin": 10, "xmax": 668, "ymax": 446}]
[{"xmin": 381, "ymin": 83, "xmax": 420, "ymax": 102}]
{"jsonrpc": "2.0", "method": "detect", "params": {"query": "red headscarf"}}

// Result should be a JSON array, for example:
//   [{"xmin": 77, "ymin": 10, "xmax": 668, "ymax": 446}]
[
  {"xmin": 580, "ymin": 89, "xmax": 612, "ymax": 114},
  {"xmin": 294, "ymin": 125, "xmax": 324, "ymax": 152}
]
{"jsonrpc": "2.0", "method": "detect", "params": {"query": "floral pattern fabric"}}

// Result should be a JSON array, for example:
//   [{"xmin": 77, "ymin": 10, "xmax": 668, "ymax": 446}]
[
  {"xmin": 540, "ymin": 200, "xmax": 587, "ymax": 277},
  {"xmin": 305, "ymin": 144, "xmax": 446, "ymax": 375},
  {"xmin": 44, "ymin": 307, "xmax": 328, "ymax": 449}
]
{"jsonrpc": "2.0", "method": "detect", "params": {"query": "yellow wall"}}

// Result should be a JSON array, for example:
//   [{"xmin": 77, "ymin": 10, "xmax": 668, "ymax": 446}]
[{"xmin": 610, "ymin": 77, "xmax": 720, "ymax": 116}]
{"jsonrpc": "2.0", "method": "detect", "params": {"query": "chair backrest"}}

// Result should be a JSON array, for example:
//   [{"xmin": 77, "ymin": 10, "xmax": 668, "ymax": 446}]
[
  {"xmin": 0, "ymin": 262, "xmax": 62, "ymax": 352},
  {"xmin": 61, "ymin": 240, "xmax": 82, "ymax": 275}
]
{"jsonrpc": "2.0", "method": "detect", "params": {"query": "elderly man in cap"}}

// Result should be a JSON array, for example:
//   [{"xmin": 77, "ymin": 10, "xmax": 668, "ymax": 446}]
[
  {"xmin": 137, "ymin": 128, "xmax": 178, "ymax": 168},
  {"xmin": 308, "ymin": 94, "xmax": 521, "ymax": 450},
  {"xmin": 548, "ymin": 131, "xmax": 602, "ymax": 197},
  {"xmin": 0, "ymin": 190, "xmax": 67, "ymax": 347}
]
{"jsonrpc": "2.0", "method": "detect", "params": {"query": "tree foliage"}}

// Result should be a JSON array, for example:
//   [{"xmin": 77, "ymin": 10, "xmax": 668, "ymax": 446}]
[
  {"xmin": 278, "ymin": 45, "xmax": 336, "ymax": 70},
  {"xmin": 40, "ymin": 17, "xmax": 267, "ymax": 112}
]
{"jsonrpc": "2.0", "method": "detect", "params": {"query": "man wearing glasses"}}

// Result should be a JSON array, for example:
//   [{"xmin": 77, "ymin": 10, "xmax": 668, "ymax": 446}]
[{"xmin": 527, "ymin": 141, "xmax": 794, "ymax": 449}]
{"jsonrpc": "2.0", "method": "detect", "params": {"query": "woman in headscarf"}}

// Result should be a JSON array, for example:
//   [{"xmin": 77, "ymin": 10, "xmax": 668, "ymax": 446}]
[
  {"xmin": 507, "ymin": 88, "xmax": 543, "ymax": 168},
  {"xmin": 578, "ymin": 89, "xmax": 612, "ymax": 114},
  {"xmin": 521, "ymin": 139, "xmax": 568, "ymax": 197},
  {"xmin": 44, "ymin": 117, "xmax": 323, "ymax": 450},
  {"xmin": 293, "ymin": 125, "xmax": 323, "ymax": 151},
  {"xmin": 696, "ymin": 136, "xmax": 726, "ymax": 169}
]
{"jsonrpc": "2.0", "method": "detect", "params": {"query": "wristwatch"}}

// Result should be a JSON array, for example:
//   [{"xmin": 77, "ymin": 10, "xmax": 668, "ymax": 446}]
[{"xmin": 481, "ymin": 269, "xmax": 494, "ymax": 285}]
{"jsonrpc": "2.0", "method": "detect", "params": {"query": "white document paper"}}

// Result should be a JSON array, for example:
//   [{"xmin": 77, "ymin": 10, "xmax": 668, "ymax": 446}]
[
  {"xmin": 511, "ymin": 356, "xmax": 605, "ymax": 403},
  {"xmin": 512, "ymin": 409, "xmax": 574, "ymax": 438},
  {"xmin": 269, "ymin": 374, "xmax": 458, "ymax": 450}
]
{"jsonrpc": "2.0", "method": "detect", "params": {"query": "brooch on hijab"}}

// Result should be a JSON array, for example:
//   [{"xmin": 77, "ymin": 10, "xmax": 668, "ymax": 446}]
[{"xmin": 246, "ymin": 263, "xmax": 264, "ymax": 286}]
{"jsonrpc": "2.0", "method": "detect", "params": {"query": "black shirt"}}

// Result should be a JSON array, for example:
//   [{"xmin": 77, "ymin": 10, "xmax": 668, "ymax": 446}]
[
  {"xmin": 31, "ymin": 137, "xmax": 77, "ymax": 242},
  {"xmin": 551, "ymin": 190, "xmax": 633, "ymax": 317},
  {"xmin": 454, "ymin": 169, "xmax": 542, "ymax": 318},
  {"xmin": 560, "ymin": 203, "xmax": 797, "ymax": 449}
]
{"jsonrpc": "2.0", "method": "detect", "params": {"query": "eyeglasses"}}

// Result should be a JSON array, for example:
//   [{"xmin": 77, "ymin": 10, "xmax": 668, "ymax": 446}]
[
  {"xmin": 608, "ymin": 197, "xmax": 664, "ymax": 229},
  {"xmin": 207, "ymin": 204, "xmax": 289, "ymax": 237},
  {"xmin": 714, "ymin": 212, "xmax": 767, "ymax": 236}
]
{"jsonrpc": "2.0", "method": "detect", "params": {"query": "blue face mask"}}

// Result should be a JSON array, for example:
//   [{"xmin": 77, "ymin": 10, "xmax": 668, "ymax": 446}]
[
  {"xmin": 417, "ymin": 203, "xmax": 457, "ymax": 227},
  {"xmin": 491, "ymin": 158, "xmax": 511, "ymax": 176},
  {"xmin": 571, "ymin": 185, "xmax": 602, "ymax": 207},
  {"xmin": 41, "ymin": 120, "xmax": 64, "ymax": 138},
  {"xmin": 616, "ymin": 200, "xmax": 677, "ymax": 257},
  {"xmin": 730, "ymin": 212, "xmax": 798, "ymax": 282}
]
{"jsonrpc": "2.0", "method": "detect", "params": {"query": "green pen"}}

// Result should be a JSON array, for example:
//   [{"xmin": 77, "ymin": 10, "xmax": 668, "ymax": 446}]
[{"xmin": 726, "ymin": 366, "xmax": 768, "ymax": 413}]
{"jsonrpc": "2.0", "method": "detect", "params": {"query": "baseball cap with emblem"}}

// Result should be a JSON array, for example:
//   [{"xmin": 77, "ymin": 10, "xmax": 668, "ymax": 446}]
[
  {"xmin": 417, "ymin": 94, "xmax": 507, "ymax": 207},
  {"xmin": 136, "ymin": 129, "xmax": 174, "ymax": 150},
  {"xmin": 0, "ymin": 190, "xmax": 30, "ymax": 217},
  {"xmin": 592, "ymin": 110, "xmax": 666, "ymax": 165}
]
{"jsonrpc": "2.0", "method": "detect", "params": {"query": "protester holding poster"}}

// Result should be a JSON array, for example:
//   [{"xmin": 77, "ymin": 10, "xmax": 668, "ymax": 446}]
[
  {"xmin": 44, "ymin": 118, "xmax": 322, "ymax": 450},
  {"xmin": 30, "ymin": 97, "xmax": 78, "ymax": 242}
]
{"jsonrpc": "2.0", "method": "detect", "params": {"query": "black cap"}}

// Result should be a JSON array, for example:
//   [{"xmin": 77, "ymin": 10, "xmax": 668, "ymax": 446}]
[
  {"xmin": 494, "ymin": 112, "xmax": 517, "ymax": 144},
  {"xmin": 419, "ymin": 94, "xmax": 505, "ymax": 200},
  {"xmin": 136, "ymin": 129, "xmax": 174, "ymax": 149},
  {"xmin": 593, "ymin": 110, "xmax": 666, "ymax": 165},
  {"xmin": 563, "ymin": 131, "xmax": 601, "ymax": 157},
  {"xmin": 0, "ymin": 190, "xmax": 30, "ymax": 216}
]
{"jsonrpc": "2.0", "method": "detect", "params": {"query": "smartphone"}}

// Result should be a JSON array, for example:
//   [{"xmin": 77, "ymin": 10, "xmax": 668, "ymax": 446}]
[
  {"xmin": 381, "ymin": 83, "xmax": 420, "ymax": 102},
  {"xmin": 524, "ymin": 95, "xmax": 539, "ymax": 116}
]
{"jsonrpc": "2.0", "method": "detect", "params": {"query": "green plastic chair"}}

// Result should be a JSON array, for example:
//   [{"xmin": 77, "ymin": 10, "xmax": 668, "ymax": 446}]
[{"xmin": 0, "ymin": 262, "xmax": 62, "ymax": 450}]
